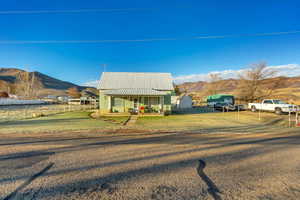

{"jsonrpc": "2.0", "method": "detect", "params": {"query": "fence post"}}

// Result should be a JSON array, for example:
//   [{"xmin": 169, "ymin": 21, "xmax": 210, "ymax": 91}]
[
  {"xmin": 296, "ymin": 112, "xmax": 299, "ymax": 127},
  {"xmin": 288, "ymin": 110, "xmax": 291, "ymax": 127},
  {"xmin": 24, "ymin": 107, "xmax": 27, "ymax": 119}
]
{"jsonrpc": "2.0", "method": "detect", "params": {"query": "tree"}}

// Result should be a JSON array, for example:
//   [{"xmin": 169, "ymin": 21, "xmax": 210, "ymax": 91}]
[
  {"xmin": 205, "ymin": 73, "xmax": 222, "ymax": 95},
  {"xmin": 237, "ymin": 62, "xmax": 278, "ymax": 102},
  {"xmin": 15, "ymin": 72, "xmax": 42, "ymax": 98},
  {"xmin": 0, "ymin": 80, "xmax": 9, "ymax": 93},
  {"xmin": 174, "ymin": 85, "xmax": 182, "ymax": 96},
  {"xmin": 67, "ymin": 87, "xmax": 81, "ymax": 98}
]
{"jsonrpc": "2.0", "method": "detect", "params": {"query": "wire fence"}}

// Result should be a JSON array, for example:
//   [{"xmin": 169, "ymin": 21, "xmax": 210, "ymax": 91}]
[
  {"xmin": 0, "ymin": 104, "xmax": 98, "ymax": 122},
  {"xmin": 172, "ymin": 106, "xmax": 215, "ymax": 114}
]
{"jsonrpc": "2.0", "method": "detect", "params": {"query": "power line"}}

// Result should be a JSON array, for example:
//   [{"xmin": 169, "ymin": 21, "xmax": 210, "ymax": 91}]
[
  {"xmin": 0, "ymin": 30, "xmax": 299, "ymax": 45},
  {"xmin": 0, "ymin": 8, "xmax": 154, "ymax": 15}
]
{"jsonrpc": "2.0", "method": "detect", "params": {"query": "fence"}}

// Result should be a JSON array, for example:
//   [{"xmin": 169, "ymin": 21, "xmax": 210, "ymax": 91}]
[
  {"xmin": 0, "ymin": 98, "xmax": 46, "ymax": 106},
  {"xmin": 288, "ymin": 110, "xmax": 300, "ymax": 127},
  {"xmin": 0, "ymin": 104, "xmax": 98, "ymax": 122},
  {"xmin": 172, "ymin": 106, "xmax": 215, "ymax": 114}
]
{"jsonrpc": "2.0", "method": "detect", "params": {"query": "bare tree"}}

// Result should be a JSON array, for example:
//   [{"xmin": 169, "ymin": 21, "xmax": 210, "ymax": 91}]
[
  {"xmin": 174, "ymin": 85, "xmax": 182, "ymax": 96},
  {"xmin": 205, "ymin": 73, "xmax": 222, "ymax": 95},
  {"xmin": 16, "ymin": 72, "xmax": 42, "ymax": 98},
  {"xmin": 237, "ymin": 62, "xmax": 278, "ymax": 102}
]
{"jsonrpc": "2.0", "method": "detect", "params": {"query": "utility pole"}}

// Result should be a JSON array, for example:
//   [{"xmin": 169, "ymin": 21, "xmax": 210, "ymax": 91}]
[{"xmin": 102, "ymin": 64, "xmax": 107, "ymax": 72}]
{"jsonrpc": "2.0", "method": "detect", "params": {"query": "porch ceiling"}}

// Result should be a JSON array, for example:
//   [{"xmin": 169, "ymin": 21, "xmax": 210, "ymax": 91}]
[{"xmin": 103, "ymin": 88, "xmax": 168, "ymax": 96}]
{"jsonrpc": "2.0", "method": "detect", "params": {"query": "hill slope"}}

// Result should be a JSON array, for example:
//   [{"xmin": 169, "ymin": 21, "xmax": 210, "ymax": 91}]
[
  {"xmin": 178, "ymin": 76, "xmax": 300, "ymax": 104},
  {"xmin": 0, "ymin": 68, "xmax": 91, "ymax": 96}
]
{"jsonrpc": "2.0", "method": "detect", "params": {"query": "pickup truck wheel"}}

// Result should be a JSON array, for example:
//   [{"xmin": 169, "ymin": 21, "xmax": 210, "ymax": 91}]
[
  {"xmin": 251, "ymin": 106, "xmax": 257, "ymax": 112},
  {"xmin": 275, "ymin": 108, "xmax": 282, "ymax": 115}
]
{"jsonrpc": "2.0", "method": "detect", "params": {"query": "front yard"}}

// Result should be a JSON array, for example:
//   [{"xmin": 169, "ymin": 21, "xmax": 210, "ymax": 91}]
[
  {"xmin": 0, "ymin": 111, "xmax": 125, "ymax": 134},
  {"xmin": 0, "ymin": 110, "xmax": 290, "ymax": 134},
  {"xmin": 135, "ymin": 111, "xmax": 286, "ymax": 133}
]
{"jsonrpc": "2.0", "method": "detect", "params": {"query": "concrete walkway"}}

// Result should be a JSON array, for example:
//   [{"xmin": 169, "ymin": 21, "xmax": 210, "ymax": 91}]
[{"xmin": 125, "ymin": 115, "xmax": 138, "ymax": 126}]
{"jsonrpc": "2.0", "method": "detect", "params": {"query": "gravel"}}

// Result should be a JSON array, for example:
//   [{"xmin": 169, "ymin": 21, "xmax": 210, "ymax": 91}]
[{"xmin": 0, "ymin": 129, "xmax": 299, "ymax": 200}]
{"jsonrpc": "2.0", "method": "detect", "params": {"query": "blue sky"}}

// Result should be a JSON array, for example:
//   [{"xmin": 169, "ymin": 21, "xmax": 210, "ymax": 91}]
[{"xmin": 0, "ymin": 0, "xmax": 300, "ymax": 86}]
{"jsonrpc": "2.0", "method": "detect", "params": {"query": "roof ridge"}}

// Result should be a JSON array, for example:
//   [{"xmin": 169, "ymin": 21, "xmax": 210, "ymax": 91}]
[{"xmin": 102, "ymin": 72, "xmax": 171, "ymax": 74}]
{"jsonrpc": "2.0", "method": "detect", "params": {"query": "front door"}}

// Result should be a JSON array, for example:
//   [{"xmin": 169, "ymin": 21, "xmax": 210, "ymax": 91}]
[{"xmin": 133, "ymin": 98, "xmax": 138, "ymax": 110}]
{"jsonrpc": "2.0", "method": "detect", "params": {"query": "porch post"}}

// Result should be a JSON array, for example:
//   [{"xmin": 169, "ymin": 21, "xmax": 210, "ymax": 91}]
[
  {"xmin": 108, "ymin": 96, "xmax": 111, "ymax": 112},
  {"xmin": 162, "ymin": 96, "xmax": 164, "ymax": 112}
]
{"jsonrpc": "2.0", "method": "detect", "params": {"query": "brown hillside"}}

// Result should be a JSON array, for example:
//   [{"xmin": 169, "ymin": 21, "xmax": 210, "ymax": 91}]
[
  {"xmin": 178, "ymin": 76, "xmax": 300, "ymax": 104},
  {"xmin": 0, "ymin": 68, "xmax": 92, "ymax": 96}
]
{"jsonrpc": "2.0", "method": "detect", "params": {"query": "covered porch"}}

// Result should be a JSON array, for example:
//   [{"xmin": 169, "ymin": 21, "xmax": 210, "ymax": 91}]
[
  {"xmin": 109, "ymin": 96, "xmax": 165, "ymax": 114},
  {"xmin": 99, "ymin": 88, "xmax": 171, "ymax": 115}
]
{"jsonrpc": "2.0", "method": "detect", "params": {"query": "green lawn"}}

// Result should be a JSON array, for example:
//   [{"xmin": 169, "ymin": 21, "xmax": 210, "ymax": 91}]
[
  {"xmin": 0, "ymin": 111, "xmax": 121, "ymax": 134},
  {"xmin": 135, "ymin": 111, "xmax": 287, "ymax": 133}
]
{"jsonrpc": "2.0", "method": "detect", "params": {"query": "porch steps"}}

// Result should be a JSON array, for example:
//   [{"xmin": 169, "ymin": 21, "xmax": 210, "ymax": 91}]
[{"xmin": 125, "ymin": 115, "xmax": 138, "ymax": 126}]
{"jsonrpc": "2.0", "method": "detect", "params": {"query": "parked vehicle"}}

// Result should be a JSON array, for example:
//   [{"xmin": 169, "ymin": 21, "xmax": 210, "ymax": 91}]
[
  {"xmin": 207, "ymin": 94, "xmax": 235, "ymax": 107},
  {"xmin": 207, "ymin": 94, "xmax": 244, "ymax": 111},
  {"xmin": 248, "ymin": 99, "xmax": 299, "ymax": 114},
  {"xmin": 214, "ymin": 102, "xmax": 244, "ymax": 111}
]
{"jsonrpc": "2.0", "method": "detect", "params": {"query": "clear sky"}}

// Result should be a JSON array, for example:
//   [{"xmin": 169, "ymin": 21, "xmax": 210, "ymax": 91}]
[{"xmin": 0, "ymin": 0, "xmax": 300, "ymax": 85}]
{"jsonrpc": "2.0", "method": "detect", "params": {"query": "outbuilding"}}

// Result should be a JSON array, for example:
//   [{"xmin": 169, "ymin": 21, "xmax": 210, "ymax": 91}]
[{"xmin": 172, "ymin": 95, "xmax": 193, "ymax": 109}]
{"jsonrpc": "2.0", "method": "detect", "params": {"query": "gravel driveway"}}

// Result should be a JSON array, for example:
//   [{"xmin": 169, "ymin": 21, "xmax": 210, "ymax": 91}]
[{"xmin": 0, "ymin": 129, "xmax": 299, "ymax": 200}]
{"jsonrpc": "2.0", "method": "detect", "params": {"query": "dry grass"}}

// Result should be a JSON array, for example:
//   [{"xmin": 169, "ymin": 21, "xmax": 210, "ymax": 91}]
[
  {"xmin": 0, "ymin": 111, "xmax": 117, "ymax": 134},
  {"xmin": 1, "ymin": 110, "xmax": 294, "ymax": 135},
  {"xmin": 135, "ymin": 111, "xmax": 286, "ymax": 133}
]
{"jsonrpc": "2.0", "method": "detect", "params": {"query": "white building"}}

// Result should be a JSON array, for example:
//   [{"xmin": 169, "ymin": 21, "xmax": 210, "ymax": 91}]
[{"xmin": 172, "ymin": 95, "xmax": 193, "ymax": 109}]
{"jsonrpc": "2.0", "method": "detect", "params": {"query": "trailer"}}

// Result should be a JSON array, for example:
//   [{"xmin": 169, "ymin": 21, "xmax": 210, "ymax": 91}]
[{"xmin": 207, "ymin": 94, "xmax": 244, "ymax": 111}]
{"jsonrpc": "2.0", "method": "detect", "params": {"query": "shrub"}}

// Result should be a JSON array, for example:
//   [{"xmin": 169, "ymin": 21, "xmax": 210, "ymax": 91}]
[{"xmin": 0, "ymin": 91, "xmax": 9, "ymax": 98}]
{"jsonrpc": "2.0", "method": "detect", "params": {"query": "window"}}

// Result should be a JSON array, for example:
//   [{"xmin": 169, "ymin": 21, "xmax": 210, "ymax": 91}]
[
  {"xmin": 150, "ymin": 97, "xmax": 159, "ymax": 105},
  {"xmin": 273, "ymin": 100, "xmax": 286, "ymax": 104},
  {"xmin": 113, "ymin": 97, "xmax": 123, "ymax": 107},
  {"xmin": 263, "ymin": 100, "xmax": 273, "ymax": 104},
  {"xmin": 144, "ymin": 97, "xmax": 149, "ymax": 105}
]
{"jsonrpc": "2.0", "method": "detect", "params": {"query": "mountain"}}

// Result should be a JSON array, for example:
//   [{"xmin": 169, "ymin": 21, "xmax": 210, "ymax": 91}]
[
  {"xmin": 178, "ymin": 76, "xmax": 300, "ymax": 104},
  {"xmin": 0, "ymin": 68, "xmax": 93, "ymax": 96}
]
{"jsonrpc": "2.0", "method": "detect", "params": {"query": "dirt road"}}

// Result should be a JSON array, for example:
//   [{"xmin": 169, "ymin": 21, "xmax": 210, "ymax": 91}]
[{"xmin": 0, "ymin": 129, "xmax": 299, "ymax": 200}]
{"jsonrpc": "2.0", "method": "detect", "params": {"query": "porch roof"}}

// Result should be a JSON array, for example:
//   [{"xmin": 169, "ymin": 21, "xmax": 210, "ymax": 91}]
[{"xmin": 103, "ymin": 88, "xmax": 168, "ymax": 96}]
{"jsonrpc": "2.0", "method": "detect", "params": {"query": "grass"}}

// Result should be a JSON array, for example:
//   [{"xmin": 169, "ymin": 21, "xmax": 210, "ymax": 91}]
[
  {"xmin": 0, "ymin": 110, "xmax": 293, "ymax": 135},
  {"xmin": 0, "ymin": 111, "xmax": 120, "ymax": 134},
  {"xmin": 135, "ymin": 111, "xmax": 287, "ymax": 133}
]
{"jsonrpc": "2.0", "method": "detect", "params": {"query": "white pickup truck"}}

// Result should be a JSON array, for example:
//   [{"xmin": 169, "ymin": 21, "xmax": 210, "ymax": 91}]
[{"xmin": 249, "ymin": 99, "xmax": 299, "ymax": 114}]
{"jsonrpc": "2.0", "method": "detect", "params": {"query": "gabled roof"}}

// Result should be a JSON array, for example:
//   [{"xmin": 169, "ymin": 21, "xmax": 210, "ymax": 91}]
[{"xmin": 98, "ymin": 72, "xmax": 173, "ymax": 90}]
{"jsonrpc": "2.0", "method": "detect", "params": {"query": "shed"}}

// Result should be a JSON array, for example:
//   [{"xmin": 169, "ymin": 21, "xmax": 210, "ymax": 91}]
[{"xmin": 172, "ymin": 95, "xmax": 193, "ymax": 109}]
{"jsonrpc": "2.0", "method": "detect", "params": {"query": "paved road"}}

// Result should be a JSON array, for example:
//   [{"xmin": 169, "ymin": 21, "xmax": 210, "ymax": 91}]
[{"xmin": 0, "ymin": 129, "xmax": 299, "ymax": 200}]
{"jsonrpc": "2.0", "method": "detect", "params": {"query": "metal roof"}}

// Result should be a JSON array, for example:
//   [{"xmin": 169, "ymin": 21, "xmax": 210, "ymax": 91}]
[
  {"xmin": 98, "ymin": 72, "xmax": 173, "ymax": 90},
  {"xmin": 103, "ymin": 88, "xmax": 168, "ymax": 96}
]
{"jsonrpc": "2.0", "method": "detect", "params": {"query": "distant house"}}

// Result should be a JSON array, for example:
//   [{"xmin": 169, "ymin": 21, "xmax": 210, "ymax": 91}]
[{"xmin": 98, "ymin": 72, "xmax": 174, "ymax": 114}]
